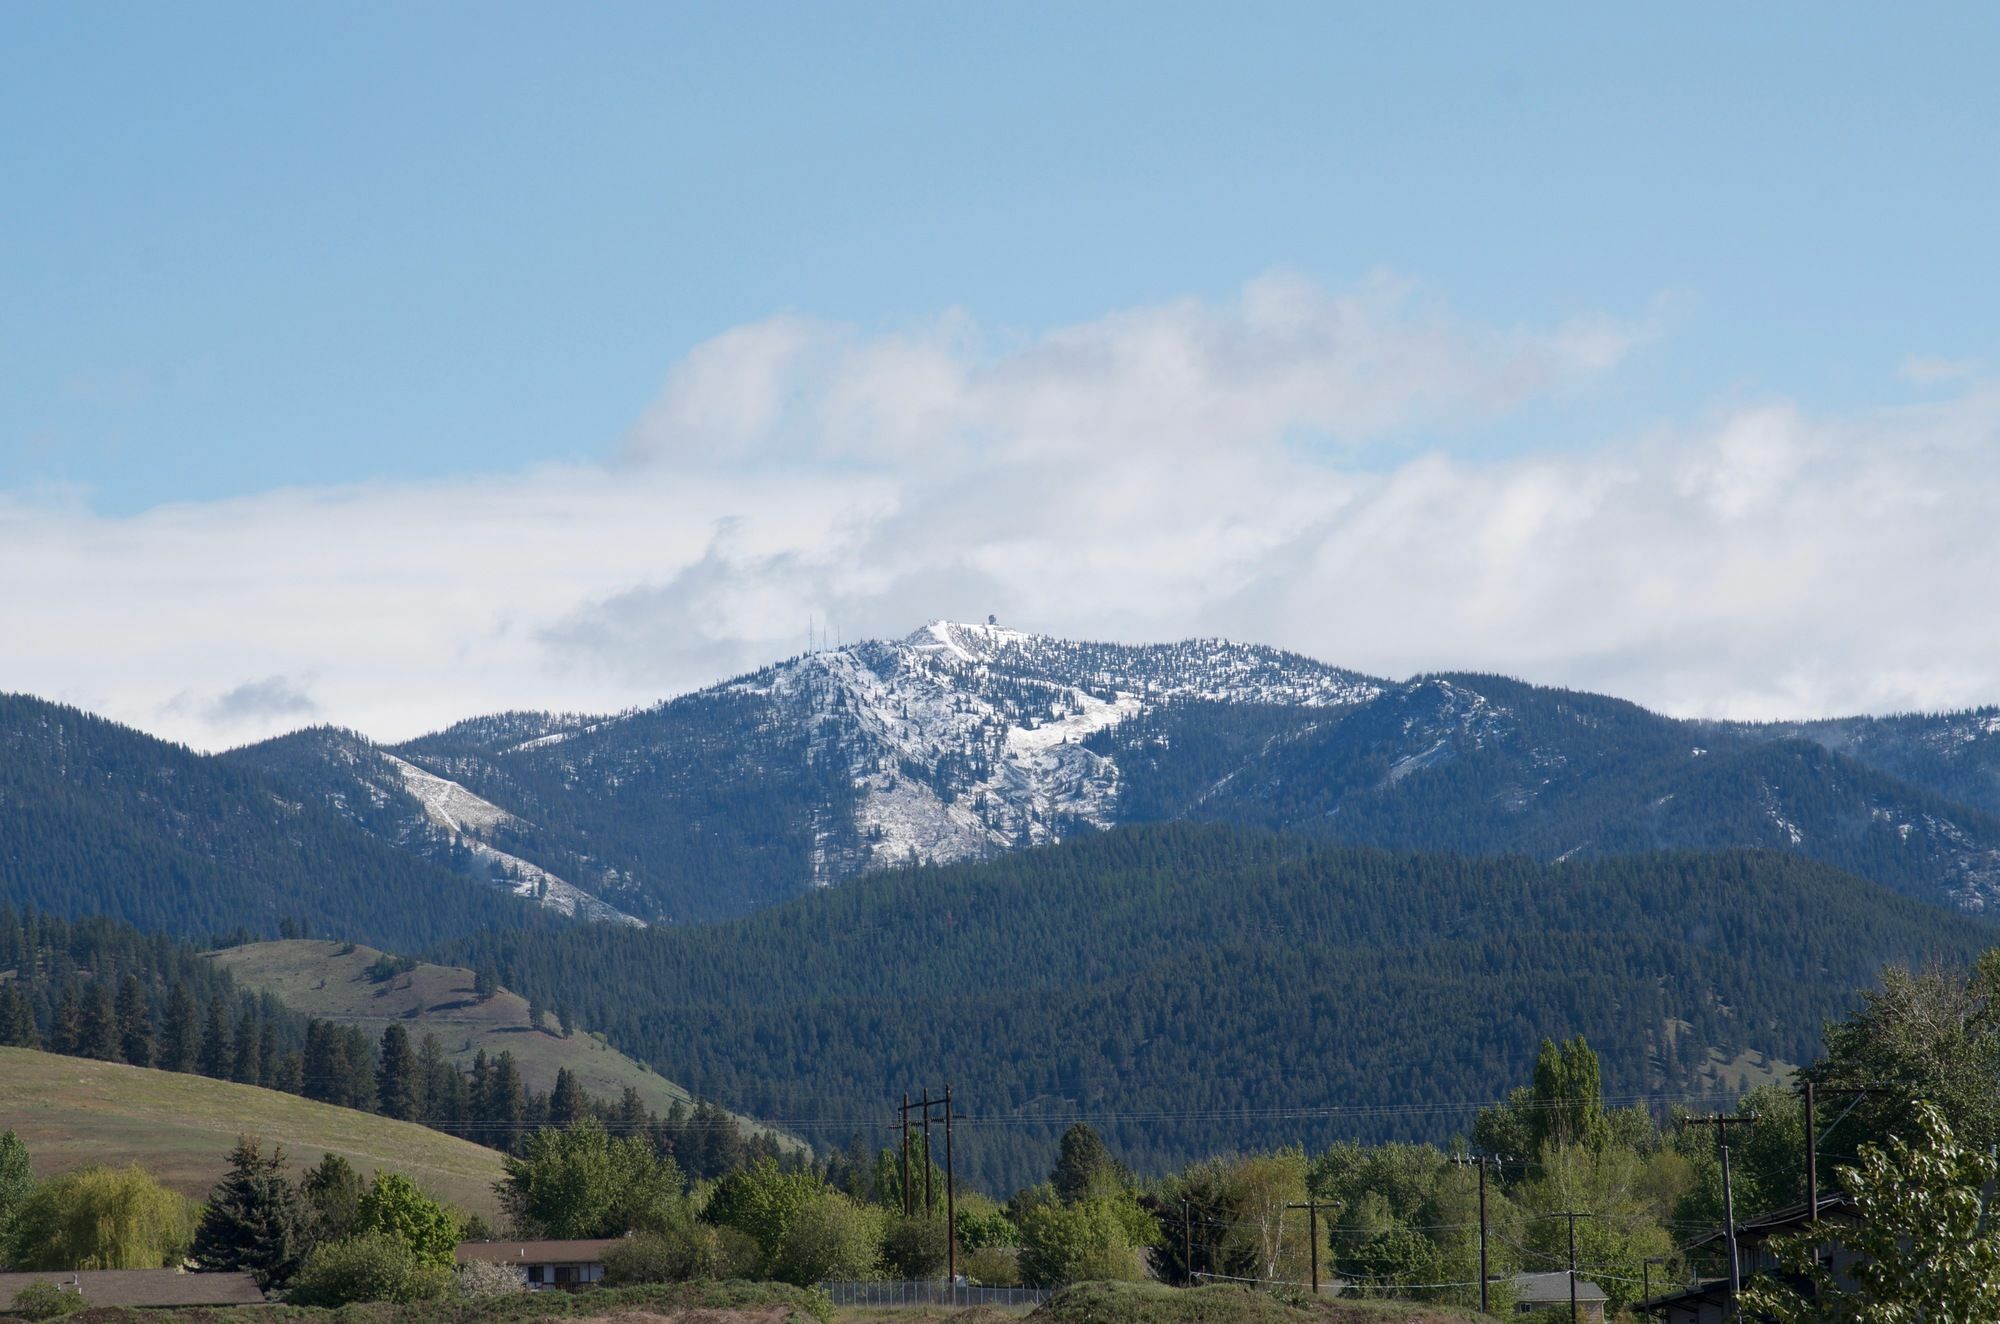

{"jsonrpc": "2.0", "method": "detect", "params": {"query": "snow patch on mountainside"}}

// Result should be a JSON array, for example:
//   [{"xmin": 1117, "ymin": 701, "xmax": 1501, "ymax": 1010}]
[
  {"xmin": 385, "ymin": 755, "xmax": 643, "ymax": 925},
  {"xmin": 728, "ymin": 620, "xmax": 1381, "ymax": 873}
]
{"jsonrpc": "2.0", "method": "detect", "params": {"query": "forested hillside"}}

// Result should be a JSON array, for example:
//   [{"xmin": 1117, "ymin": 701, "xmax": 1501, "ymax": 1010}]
[
  {"xmin": 210, "ymin": 624, "xmax": 2000, "ymax": 925},
  {"xmin": 1190, "ymin": 674, "xmax": 2000, "ymax": 910},
  {"xmin": 442, "ymin": 824, "xmax": 1992, "ymax": 1191},
  {"xmin": 0, "ymin": 694, "xmax": 546, "ymax": 946}
]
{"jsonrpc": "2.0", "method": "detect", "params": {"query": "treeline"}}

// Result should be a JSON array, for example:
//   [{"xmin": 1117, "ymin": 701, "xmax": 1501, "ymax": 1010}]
[
  {"xmin": 0, "ymin": 908, "xmax": 778, "ymax": 1182},
  {"xmin": 439, "ymin": 824, "xmax": 1995, "ymax": 1192}
]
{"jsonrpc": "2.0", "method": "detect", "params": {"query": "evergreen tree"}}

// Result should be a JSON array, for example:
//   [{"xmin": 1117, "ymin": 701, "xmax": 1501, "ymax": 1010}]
[
  {"xmin": 487, "ymin": 1051, "xmax": 526, "ymax": 1149},
  {"xmin": 557, "ymin": 1004, "xmax": 574, "ymax": 1037},
  {"xmin": 0, "ymin": 985, "xmax": 38, "ymax": 1049},
  {"xmin": 527, "ymin": 996, "xmax": 545, "ymax": 1034},
  {"xmin": 232, "ymin": 1006, "xmax": 262, "ymax": 1084},
  {"xmin": 161, "ymin": 984, "xmax": 199, "ymax": 1072},
  {"xmin": 199, "ymin": 998, "xmax": 233, "ymax": 1078},
  {"xmin": 301, "ymin": 1152, "xmax": 363, "ymax": 1245},
  {"xmin": 258, "ymin": 1020, "xmax": 280, "ymax": 1089},
  {"xmin": 46, "ymin": 985, "xmax": 81, "ymax": 1057},
  {"xmin": 78, "ymin": 981, "xmax": 120, "ymax": 1060},
  {"xmin": 1051, "ymin": 1123, "xmax": 1123, "ymax": 1202},
  {"xmin": 375, "ymin": 1025, "xmax": 420, "ymax": 1121},
  {"xmin": 549, "ymin": 1067, "xmax": 587, "ymax": 1126},
  {"xmin": 414, "ymin": 1033, "xmax": 454, "ymax": 1124},
  {"xmin": 302, "ymin": 1021, "xmax": 342, "ymax": 1104},
  {"xmin": 116, "ymin": 974, "xmax": 154, "ymax": 1067},
  {"xmin": 190, "ymin": 1136, "xmax": 309, "ymax": 1287}
]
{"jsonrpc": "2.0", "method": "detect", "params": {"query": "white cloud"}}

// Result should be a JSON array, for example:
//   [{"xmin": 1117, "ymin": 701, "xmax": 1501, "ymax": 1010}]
[{"xmin": 4, "ymin": 274, "xmax": 1996, "ymax": 750}]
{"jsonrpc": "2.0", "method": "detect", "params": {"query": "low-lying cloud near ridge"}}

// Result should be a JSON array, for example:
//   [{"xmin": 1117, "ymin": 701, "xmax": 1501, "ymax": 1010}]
[{"xmin": 6, "ymin": 274, "xmax": 1997, "ymax": 750}]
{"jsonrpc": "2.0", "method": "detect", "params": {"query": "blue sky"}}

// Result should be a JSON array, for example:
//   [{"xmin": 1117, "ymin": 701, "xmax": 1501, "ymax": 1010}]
[
  {"xmin": 6, "ymin": 4, "xmax": 2000, "ymax": 743},
  {"xmin": 9, "ymin": 3, "xmax": 1995, "ymax": 509}
]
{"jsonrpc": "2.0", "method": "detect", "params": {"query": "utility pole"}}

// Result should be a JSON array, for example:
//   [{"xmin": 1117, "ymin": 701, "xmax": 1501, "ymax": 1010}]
[
  {"xmin": 922, "ymin": 1097, "xmax": 934, "ymax": 1215},
  {"xmin": 944, "ymin": 1085, "xmax": 957, "ymax": 1288},
  {"xmin": 1286, "ymin": 1199, "xmax": 1339, "ymax": 1295},
  {"xmin": 1684, "ymin": 1114, "xmax": 1758, "ymax": 1313},
  {"xmin": 1803, "ymin": 1081, "xmax": 1815, "ymax": 1223},
  {"xmin": 900, "ymin": 1093, "xmax": 912, "ymax": 1217},
  {"xmin": 1451, "ymin": 1155, "xmax": 1492, "ymax": 1315},
  {"xmin": 1182, "ymin": 1199, "xmax": 1194, "ymax": 1286},
  {"xmin": 1536, "ymin": 1212, "xmax": 1594, "ymax": 1324}
]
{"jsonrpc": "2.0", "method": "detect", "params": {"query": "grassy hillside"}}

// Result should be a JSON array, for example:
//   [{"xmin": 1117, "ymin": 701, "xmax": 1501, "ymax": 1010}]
[
  {"xmin": 209, "ymin": 941, "xmax": 793, "ymax": 1151},
  {"xmin": 0, "ymin": 1046, "xmax": 506, "ymax": 1216},
  {"xmin": 210, "ymin": 940, "xmax": 701, "ymax": 1115}
]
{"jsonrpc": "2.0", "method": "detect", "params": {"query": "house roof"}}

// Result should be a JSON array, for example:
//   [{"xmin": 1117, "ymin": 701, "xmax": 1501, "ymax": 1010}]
[
  {"xmin": 0, "ymin": 1269, "xmax": 266, "ymax": 1309},
  {"xmin": 1635, "ymin": 1278, "xmax": 1732, "ymax": 1316},
  {"xmin": 1679, "ymin": 1192, "xmax": 1859, "ymax": 1254},
  {"xmin": 454, "ymin": 1239, "xmax": 623, "ymax": 1265},
  {"xmin": 1512, "ymin": 1270, "xmax": 1610, "ymax": 1304}
]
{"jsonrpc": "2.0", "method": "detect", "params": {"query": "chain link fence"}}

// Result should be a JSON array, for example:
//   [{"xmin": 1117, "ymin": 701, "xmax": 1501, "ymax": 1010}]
[{"xmin": 819, "ymin": 1281, "xmax": 1053, "ymax": 1309}]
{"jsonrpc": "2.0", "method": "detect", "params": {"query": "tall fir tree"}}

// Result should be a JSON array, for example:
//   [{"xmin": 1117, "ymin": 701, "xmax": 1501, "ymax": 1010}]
[
  {"xmin": 232, "ymin": 1006, "xmax": 262, "ymax": 1085},
  {"xmin": 549, "ymin": 1067, "xmax": 587, "ymax": 1126},
  {"xmin": 48, "ymin": 984, "xmax": 82, "ymax": 1056},
  {"xmin": 116, "ymin": 974, "xmax": 154, "ymax": 1068},
  {"xmin": 191, "ymin": 1136, "xmax": 309, "ymax": 1286},
  {"xmin": 0, "ymin": 985, "xmax": 38, "ymax": 1049},
  {"xmin": 414, "ymin": 1033, "xmax": 454, "ymax": 1125},
  {"xmin": 78, "ymin": 981, "xmax": 120, "ymax": 1061},
  {"xmin": 375, "ymin": 1024, "xmax": 419, "ymax": 1121},
  {"xmin": 161, "ymin": 983, "xmax": 200, "ymax": 1072},
  {"xmin": 199, "ymin": 998, "xmax": 233, "ymax": 1079}
]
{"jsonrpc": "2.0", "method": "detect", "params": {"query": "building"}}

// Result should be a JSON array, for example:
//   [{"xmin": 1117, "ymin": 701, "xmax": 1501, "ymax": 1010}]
[
  {"xmin": 454, "ymin": 1238, "xmax": 621, "ymax": 1289},
  {"xmin": 1511, "ymin": 1270, "xmax": 1609, "ymax": 1323},
  {"xmin": 1636, "ymin": 1194, "xmax": 1860, "ymax": 1324},
  {"xmin": 0, "ymin": 1269, "xmax": 266, "ymax": 1311}
]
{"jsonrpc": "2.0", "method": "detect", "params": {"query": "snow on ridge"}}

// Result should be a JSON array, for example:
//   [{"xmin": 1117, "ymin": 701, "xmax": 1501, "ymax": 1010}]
[{"xmin": 384, "ymin": 754, "xmax": 644, "ymax": 926}]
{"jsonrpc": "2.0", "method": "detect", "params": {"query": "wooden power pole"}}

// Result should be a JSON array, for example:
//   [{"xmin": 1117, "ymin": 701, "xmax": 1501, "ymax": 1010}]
[
  {"xmin": 1684, "ymin": 1114, "xmax": 1758, "ymax": 1313},
  {"xmin": 1536, "ymin": 1211, "xmax": 1594, "ymax": 1324},
  {"xmin": 1451, "ymin": 1155, "xmax": 1493, "ymax": 1315},
  {"xmin": 1286, "ymin": 1199, "xmax": 1339, "ymax": 1295}
]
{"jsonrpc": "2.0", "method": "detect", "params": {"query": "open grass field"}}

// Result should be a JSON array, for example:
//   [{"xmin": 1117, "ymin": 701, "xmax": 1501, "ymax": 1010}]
[
  {"xmin": 0, "ymin": 1046, "xmax": 508, "ymax": 1217},
  {"xmin": 210, "ymin": 940, "xmax": 711, "ymax": 1115}
]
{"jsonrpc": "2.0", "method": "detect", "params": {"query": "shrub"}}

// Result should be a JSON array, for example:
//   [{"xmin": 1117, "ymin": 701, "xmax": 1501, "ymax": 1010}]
[
  {"xmin": 286, "ymin": 1232, "xmax": 455, "ymax": 1307},
  {"xmin": 603, "ymin": 1226, "xmax": 725, "ymax": 1285},
  {"xmin": 715, "ymin": 1225, "xmax": 764, "ymax": 1278},
  {"xmin": 964, "ymin": 1245, "xmax": 1022, "ymax": 1286},
  {"xmin": 768, "ymin": 1191, "xmax": 882, "ymax": 1286},
  {"xmin": 1017, "ymin": 1199, "xmax": 1143, "ymax": 1287},
  {"xmin": 6, "ymin": 1282, "xmax": 86, "ymax": 1321},
  {"xmin": 455, "ymin": 1258, "xmax": 528, "ymax": 1297},
  {"xmin": 879, "ymin": 1213, "xmax": 948, "ymax": 1279}
]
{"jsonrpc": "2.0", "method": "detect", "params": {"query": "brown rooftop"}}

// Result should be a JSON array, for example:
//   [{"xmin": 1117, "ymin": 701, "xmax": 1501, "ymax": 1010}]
[
  {"xmin": 455, "ymin": 1239, "xmax": 623, "ymax": 1265},
  {"xmin": 0, "ymin": 1269, "xmax": 266, "ymax": 1309}
]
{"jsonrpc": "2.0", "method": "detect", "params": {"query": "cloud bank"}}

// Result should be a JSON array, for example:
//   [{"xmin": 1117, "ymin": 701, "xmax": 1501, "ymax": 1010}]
[{"xmin": 5, "ymin": 275, "xmax": 1996, "ymax": 750}]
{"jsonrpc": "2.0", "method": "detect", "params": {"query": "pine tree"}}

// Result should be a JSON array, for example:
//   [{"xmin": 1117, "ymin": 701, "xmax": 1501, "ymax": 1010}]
[
  {"xmin": 232, "ymin": 1006, "xmax": 262, "ymax": 1084},
  {"xmin": 161, "ymin": 984, "xmax": 199, "ymax": 1072},
  {"xmin": 549, "ymin": 1067, "xmax": 587, "ymax": 1126},
  {"xmin": 116, "ymin": 975, "xmax": 154, "ymax": 1068},
  {"xmin": 376, "ymin": 1024, "xmax": 419, "ymax": 1121},
  {"xmin": 488, "ymin": 1051, "xmax": 526, "ymax": 1149},
  {"xmin": 257, "ymin": 1021, "xmax": 279, "ymax": 1089},
  {"xmin": 415, "ymin": 1033, "xmax": 454, "ymax": 1124},
  {"xmin": 0, "ymin": 985, "xmax": 38, "ymax": 1049},
  {"xmin": 557, "ymin": 1003, "xmax": 574, "ymax": 1038},
  {"xmin": 191, "ymin": 1136, "xmax": 308, "ymax": 1287},
  {"xmin": 527, "ymin": 996, "xmax": 545, "ymax": 1035},
  {"xmin": 200, "ymin": 999, "xmax": 233, "ymax": 1078},
  {"xmin": 79, "ymin": 981, "xmax": 120, "ymax": 1061},
  {"xmin": 301, "ymin": 1152, "xmax": 362, "ymax": 1244},
  {"xmin": 302, "ymin": 1021, "xmax": 341, "ymax": 1103}
]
